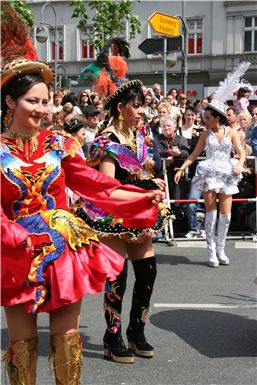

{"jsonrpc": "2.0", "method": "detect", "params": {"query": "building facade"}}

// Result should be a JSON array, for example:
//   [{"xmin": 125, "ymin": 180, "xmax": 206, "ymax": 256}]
[{"xmin": 29, "ymin": 0, "xmax": 257, "ymax": 99}]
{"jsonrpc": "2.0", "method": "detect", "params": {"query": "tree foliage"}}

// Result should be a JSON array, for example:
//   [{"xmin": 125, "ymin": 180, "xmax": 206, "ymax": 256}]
[
  {"xmin": 69, "ymin": 0, "xmax": 141, "ymax": 52},
  {"xmin": 8, "ymin": 0, "xmax": 34, "ymax": 27}
]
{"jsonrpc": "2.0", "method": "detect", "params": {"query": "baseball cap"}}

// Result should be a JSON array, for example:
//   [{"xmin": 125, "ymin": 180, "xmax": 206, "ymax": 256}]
[{"xmin": 82, "ymin": 105, "xmax": 100, "ymax": 116}]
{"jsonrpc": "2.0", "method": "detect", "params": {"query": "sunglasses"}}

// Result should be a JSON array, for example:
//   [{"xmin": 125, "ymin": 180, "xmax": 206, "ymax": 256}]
[
  {"xmin": 81, "ymin": 94, "xmax": 88, "ymax": 97},
  {"xmin": 66, "ymin": 119, "xmax": 85, "ymax": 128}
]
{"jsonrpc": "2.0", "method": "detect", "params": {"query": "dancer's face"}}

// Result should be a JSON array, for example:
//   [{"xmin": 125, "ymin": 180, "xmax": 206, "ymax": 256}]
[
  {"xmin": 204, "ymin": 110, "xmax": 220, "ymax": 129},
  {"xmin": 118, "ymin": 96, "xmax": 143, "ymax": 128},
  {"xmin": 73, "ymin": 127, "xmax": 86, "ymax": 145},
  {"xmin": 7, "ymin": 82, "xmax": 49, "ymax": 132}
]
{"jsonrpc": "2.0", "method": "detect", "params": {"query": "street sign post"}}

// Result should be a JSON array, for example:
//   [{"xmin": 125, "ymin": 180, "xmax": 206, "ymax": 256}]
[
  {"xmin": 138, "ymin": 37, "xmax": 183, "ymax": 55},
  {"xmin": 149, "ymin": 12, "xmax": 181, "ymax": 37},
  {"xmin": 139, "ymin": 36, "xmax": 182, "ymax": 96},
  {"xmin": 144, "ymin": 12, "xmax": 187, "ymax": 95},
  {"xmin": 147, "ymin": 12, "xmax": 182, "ymax": 95}
]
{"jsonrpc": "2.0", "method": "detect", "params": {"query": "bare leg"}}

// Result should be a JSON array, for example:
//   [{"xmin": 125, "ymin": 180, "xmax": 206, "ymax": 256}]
[
  {"xmin": 202, "ymin": 191, "xmax": 217, "ymax": 212},
  {"xmin": 49, "ymin": 301, "xmax": 83, "ymax": 385},
  {"xmin": 4, "ymin": 305, "xmax": 38, "ymax": 385},
  {"xmin": 219, "ymin": 193, "xmax": 232, "ymax": 214},
  {"xmin": 4, "ymin": 304, "xmax": 37, "ymax": 342},
  {"xmin": 49, "ymin": 300, "xmax": 82, "ymax": 335}
]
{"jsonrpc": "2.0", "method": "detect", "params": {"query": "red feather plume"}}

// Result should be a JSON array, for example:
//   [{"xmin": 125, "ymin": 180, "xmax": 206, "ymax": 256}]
[{"xmin": 1, "ymin": 1, "xmax": 38, "ymax": 66}]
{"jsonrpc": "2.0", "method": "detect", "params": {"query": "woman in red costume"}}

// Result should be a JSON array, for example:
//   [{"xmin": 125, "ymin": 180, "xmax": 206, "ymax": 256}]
[{"xmin": 0, "ymin": 5, "xmax": 164, "ymax": 385}]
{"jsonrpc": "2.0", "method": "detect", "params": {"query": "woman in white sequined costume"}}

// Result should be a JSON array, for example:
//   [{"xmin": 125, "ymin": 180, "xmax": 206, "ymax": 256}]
[{"xmin": 174, "ymin": 102, "xmax": 245, "ymax": 267}]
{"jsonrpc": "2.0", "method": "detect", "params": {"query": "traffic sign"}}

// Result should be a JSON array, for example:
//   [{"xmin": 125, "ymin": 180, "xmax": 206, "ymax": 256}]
[
  {"xmin": 138, "ymin": 36, "xmax": 182, "ymax": 55},
  {"xmin": 149, "ymin": 12, "xmax": 181, "ymax": 37}
]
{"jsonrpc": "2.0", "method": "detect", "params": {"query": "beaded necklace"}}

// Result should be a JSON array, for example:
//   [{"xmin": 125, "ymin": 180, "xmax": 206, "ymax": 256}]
[
  {"xmin": 5, "ymin": 129, "xmax": 39, "ymax": 160},
  {"xmin": 115, "ymin": 126, "xmax": 137, "ymax": 154}
]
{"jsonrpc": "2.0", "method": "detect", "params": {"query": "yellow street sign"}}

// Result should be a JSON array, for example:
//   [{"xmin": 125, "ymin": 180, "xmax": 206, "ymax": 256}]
[{"xmin": 149, "ymin": 12, "xmax": 181, "ymax": 37}]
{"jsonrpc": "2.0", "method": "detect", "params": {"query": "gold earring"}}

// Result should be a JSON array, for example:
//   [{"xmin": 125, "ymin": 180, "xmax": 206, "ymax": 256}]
[
  {"xmin": 3, "ymin": 108, "xmax": 14, "ymax": 127},
  {"xmin": 118, "ymin": 113, "xmax": 124, "ymax": 131}
]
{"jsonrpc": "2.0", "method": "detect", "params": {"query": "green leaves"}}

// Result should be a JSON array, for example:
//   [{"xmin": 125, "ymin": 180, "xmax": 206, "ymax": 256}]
[
  {"xmin": 69, "ymin": 0, "xmax": 88, "ymax": 22},
  {"xmin": 9, "ymin": 0, "xmax": 34, "ymax": 27},
  {"xmin": 69, "ymin": 0, "xmax": 142, "ymax": 52}
]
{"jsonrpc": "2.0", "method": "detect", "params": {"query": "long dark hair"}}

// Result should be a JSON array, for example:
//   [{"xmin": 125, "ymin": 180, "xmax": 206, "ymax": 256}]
[
  {"xmin": 1, "ymin": 74, "xmax": 49, "ymax": 131},
  {"xmin": 110, "ymin": 86, "xmax": 145, "ymax": 119},
  {"xmin": 237, "ymin": 86, "xmax": 251, "ymax": 99},
  {"xmin": 205, "ymin": 106, "xmax": 227, "ymax": 125}
]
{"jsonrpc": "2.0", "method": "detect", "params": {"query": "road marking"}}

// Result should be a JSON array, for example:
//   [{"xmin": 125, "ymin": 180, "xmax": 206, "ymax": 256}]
[
  {"xmin": 158, "ymin": 241, "xmax": 257, "ymax": 249},
  {"xmin": 154, "ymin": 303, "xmax": 257, "ymax": 309},
  {"xmin": 235, "ymin": 241, "xmax": 257, "ymax": 249},
  {"xmin": 173, "ymin": 241, "xmax": 206, "ymax": 248}
]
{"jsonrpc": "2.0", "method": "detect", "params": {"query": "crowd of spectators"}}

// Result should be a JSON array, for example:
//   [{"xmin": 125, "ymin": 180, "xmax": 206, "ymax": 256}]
[{"xmin": 43, "ymin": 83, "xmax": 257, "ymax": 238}]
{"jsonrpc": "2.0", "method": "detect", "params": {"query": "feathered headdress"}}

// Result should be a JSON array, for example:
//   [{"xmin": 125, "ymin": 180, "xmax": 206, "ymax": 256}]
[
  {"xmin": 1, "ymin": 1, "xmax": 54, "ymax": 89},
  {"xmin": 1, "ymin": 1, "xmax": 38, "ymax": 65},
  {"xmin": 208, "ymin": 61, "xmax": 251, "ymax": 116},
  {"xmin": 80, "ymin": 38, "xmax": 130, "ymax": 98}
]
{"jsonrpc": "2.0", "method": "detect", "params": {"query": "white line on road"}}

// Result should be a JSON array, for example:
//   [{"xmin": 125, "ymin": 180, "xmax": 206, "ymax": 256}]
[
  {"xmin": 235, "ymin": 241, "xmax": 257, "ymax": 249},
  {"xmin": 162, "ymin": 241, "xmax": 257, "ymax": 249},
  {"xmin": 154, "ymin": 303, "xmax": 257, "ymax": 309},
  {"xmin": 173, "ymin": 241, "xmax": 206, "ymax": 248}
]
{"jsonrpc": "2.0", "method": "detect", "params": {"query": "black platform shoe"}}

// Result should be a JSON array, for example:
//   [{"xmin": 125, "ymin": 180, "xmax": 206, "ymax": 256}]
[
  {"xmin": 126, "ymin": 326, "xmax": 154, "ymax": 358},
  {"xmin": 103, "ymin": 331, "xmax": 134, "ymax": 364}
]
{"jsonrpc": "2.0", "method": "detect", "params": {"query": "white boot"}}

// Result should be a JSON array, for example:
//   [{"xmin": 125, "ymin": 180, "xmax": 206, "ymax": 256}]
[
  {"xmin": 216, "ymin": 213, "xmax": 231, "ymax": 266},
  {"xmin": 205, "ymin": 209, "xmax": 219, "ymax": 268}
]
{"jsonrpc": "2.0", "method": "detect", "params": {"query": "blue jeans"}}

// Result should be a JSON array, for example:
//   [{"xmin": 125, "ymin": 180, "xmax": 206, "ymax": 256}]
[{"xmin": 187, "ymin": 183, "xmax": 202, "ymax": 231}]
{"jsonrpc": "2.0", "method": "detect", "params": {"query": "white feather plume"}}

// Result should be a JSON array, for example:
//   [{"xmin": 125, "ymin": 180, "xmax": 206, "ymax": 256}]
[{"xmin": 213, "ymin": 61, "xmax": 251, "ymax": 102}]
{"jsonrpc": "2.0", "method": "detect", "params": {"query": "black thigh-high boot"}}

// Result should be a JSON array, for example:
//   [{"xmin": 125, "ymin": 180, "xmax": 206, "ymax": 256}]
[
  {"xmin": 127, "ymin": 256, "xmax": 157, "ymax": 358},
  {"xmin": 103, "ymin": 259, "xmax": 134, "ymax": 363}
]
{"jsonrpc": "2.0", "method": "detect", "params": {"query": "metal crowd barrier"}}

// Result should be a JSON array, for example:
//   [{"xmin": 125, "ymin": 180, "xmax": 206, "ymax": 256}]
[{"xmin": 161, "ymin": 156, "xmax": 257, "ymax": 245}]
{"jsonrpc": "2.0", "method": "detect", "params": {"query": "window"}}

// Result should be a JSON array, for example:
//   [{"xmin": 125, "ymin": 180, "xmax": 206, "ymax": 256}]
[
  {"xmin": 244, "ymin": 16, "xmax": 257, "ymax": 52},
  {"xmin": 50, "ymin": 26, "xmax": 64, "ymax": 61},
  {"xmin": 80, "ymin": 26, "xmax": 95, "ymax": 60},
  {"xmin": 187, "ymin": 18, "xmax": 203, "ymax": 55}
]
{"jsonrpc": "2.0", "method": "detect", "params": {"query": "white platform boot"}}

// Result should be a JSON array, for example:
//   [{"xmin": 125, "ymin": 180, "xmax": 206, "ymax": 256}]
[
  {"xmin": 216, "ymin": 213, "xmax": 231, "ymax": 266},
  {"xmin": 205, "ymin": 209, "xmax": 219, "ymax": 268}
]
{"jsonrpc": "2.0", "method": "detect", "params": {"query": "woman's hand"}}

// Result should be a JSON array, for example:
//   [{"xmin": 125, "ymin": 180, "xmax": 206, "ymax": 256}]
[
  {"xmin": 174, "ymin": 170, "xmax": 183, "ymax": 184},
  {"xmin": 152, "ymin": 178, "xmax": 166, "ymax": 191},
  {"xmin": 233, "ymin": 165, "xmax": 242, "ymax": 176},
  {"xmin": 22, "ymin": 236, "xmax": 32, "ymax": 251},
  {"xmin": 146, "ymin": 190, "xmax": 165, "ymax": 205}
]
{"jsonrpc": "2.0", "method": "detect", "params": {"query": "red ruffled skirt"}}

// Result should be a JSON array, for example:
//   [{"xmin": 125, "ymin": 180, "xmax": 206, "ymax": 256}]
[{"xmin": 1, "ymin": 240, "xmax": 124, "ymax": 313}]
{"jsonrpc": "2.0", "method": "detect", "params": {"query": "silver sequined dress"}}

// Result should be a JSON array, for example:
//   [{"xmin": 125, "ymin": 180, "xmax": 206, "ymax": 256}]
[{"xmin": 192, "ymin": 127, "xmax": 241, "ymax": 194}]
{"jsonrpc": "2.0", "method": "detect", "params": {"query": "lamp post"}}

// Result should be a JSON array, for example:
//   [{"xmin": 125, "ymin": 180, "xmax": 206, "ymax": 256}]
[
  {"xmin": 35, "ymin": 3, "xmax": 57, "ymax": 91},
  {"xmin": 176, "ymin": 15, "xmax": 187, "ymax": 95}
]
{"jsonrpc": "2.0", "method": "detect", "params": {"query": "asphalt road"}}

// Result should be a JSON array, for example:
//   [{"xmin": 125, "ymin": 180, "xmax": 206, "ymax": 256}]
[{"xmin": 1, "ymin": 240, "xmax": 257, "ymax": 385}]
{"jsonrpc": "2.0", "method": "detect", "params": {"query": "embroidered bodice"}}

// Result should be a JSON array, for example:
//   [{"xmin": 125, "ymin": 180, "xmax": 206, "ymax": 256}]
[
  {"xmin": 1, "ymin": 130, "xmax": 77, "ymax": 220},
  {"xmin": 205, "ymin": 127, "xmax": 232, "ymax": 164}
]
